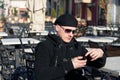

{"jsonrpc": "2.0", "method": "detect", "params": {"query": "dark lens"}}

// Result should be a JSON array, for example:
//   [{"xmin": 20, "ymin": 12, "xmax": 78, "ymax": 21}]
[
  {"xmin": 65, "ymin": 29, "xmax": 76, "ymax": 34},
  {"xmin": 72, "ymin": 30, "xmax": 76, "ymax": 34},
  {"xmin": 65, "ymin": 29, "xmax": 72, "ymax": 33}
]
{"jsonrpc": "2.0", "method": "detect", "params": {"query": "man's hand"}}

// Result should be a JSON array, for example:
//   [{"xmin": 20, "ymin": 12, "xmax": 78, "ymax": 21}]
[
  {"xmin": 71, "ymin": 56, "xmax": 87, "ymax": 69},
  {"xmin": 85, "ymin": 48, "xmax": 104, "ymax": 61}
]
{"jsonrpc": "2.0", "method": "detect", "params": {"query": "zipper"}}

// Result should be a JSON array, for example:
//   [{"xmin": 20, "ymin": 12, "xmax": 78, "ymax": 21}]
[{"xmin": 55, "ymin": 56, "xmax": 58, "ymax": 67}]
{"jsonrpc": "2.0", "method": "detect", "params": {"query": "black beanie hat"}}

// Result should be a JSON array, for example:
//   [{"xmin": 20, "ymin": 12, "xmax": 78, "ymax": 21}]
[{"xmin": 54, "ymin": 14, "xmax": 78, "ymax": 27}]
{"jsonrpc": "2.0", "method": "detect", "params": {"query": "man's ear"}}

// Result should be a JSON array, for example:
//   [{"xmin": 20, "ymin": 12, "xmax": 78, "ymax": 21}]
[{"xmin": 55, "ymin": 25, "xmax": 60, "ymax": 32}]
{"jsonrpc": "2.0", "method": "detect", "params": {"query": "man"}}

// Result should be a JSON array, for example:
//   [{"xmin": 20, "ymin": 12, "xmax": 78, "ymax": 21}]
[{"xmin": 35, "ymin": 14, "xmax": 106, "ymax": 80}]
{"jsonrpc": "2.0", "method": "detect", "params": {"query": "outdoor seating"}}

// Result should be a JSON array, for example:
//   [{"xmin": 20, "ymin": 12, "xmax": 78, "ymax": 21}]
[
  {"xmin": 105, "ymin": 44, "xmax": 120, "ymax": 57},
  {"xmin": 0, "ymin": 37, "xmax": 38, "ymax": 79},
  {"xmin": 0, "ymin": 43, "xmax": 16, "ymax": 80},
  {"xmin": 20, "ymin": 40, "xmax": 35, "ymax": 80},
  {"xmin": 88, "ymin": 40, "xmax": 100, "ymax": 48},
  {"xmin": 76, "ymin": 36, "xmax": 118, "ymax": 43},
  {"xmin": 6, "ymin": 22, "xmax": 30, "ymax": 38}
]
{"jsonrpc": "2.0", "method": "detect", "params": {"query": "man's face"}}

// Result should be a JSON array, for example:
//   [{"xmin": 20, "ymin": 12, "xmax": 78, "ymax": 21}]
[{"xmin": 56, "ymin": 25, "xmax": 77, "ymax": 43}]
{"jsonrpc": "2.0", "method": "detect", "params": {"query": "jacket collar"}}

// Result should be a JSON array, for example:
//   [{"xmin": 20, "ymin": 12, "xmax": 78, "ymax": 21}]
[{"xmin": 47, "ymin": 34, "xmax": 78, "ymax": 48}]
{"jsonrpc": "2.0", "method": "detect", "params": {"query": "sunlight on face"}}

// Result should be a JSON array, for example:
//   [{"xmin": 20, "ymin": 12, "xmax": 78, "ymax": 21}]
[{"xmin": 56, "ymin": 25, "xmax": 77, "ymax": 43}]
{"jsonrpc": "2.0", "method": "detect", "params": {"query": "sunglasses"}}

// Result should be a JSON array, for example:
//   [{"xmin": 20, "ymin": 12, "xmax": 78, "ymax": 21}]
[{"xmin": 61, "ymin": 27, "xmax": 76, "ymax": 34}]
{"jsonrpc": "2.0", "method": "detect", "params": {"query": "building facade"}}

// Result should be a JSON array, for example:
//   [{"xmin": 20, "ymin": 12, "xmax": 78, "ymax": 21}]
[
  {"xmin": 73, "ymin": 0, "xmax": 120, "ymax": 26},
  {"xmin": 107, "ymin": 0, "xmax": 120, "ymax": 25},
  {"xmin": 73, "ymin": 0, "xmax": 106, "ymax": 26},
  {"xmin": 2, "ymin": 0, "xmax": 120, "ymax": 26},
  {"xmin": 48, "ymin": 0, "xmax": 106, "ymax": 26}
]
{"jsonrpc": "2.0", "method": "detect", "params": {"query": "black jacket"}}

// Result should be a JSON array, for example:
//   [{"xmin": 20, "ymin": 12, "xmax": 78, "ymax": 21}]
[{"xmin": 35, "ymin": 34, "xmax": 106, "ymax": 80}]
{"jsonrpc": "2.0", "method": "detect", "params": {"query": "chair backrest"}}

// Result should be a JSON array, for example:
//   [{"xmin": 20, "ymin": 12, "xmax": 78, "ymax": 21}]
[
  {"xmin": 20, "ymin": 39, "xmax": 35, "ymax": 68},
  {"xmin": 105, "ymin": 45, "xmax": 120, "ymax": 57},
  {"xmin": 88, "ymin": 40, "xmax": 100, "ymax": 48},
  {"xmin": 6, "ymin": 23, "xmax": 30, "ymax": 38}
]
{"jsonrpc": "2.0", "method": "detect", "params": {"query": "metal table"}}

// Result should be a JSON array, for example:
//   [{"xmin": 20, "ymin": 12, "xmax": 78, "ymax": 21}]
[
  {"xmin": 1, "ymin": 38, "xmax": 40, "ymax": 67},
  {"xmin": 76, "ymin": 36, "xmax": 118, "ymax": 43}
]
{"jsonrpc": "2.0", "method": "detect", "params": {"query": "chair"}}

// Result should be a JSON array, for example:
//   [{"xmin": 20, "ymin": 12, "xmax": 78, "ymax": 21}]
[
  {"xmin": 6, "ymin": 22, "xmax": 30, "ymax": 38},
  {"xmin": 105, "ymin": 45, "xmax": 120, "ymax": 57},
  {"xmin": 88, "ymin": 40, "xmax": 100, "ymax": 48},
  {"xmin": 10, "ymin": 44, "xmax": 35, "ymax": 80},
  {"xmin": 0, "ymin": 43, "xmax": 16, "ymax": 80},
  {"xmin": 19, "ymin": 39, "xmax": 35, "ymax": 80}
]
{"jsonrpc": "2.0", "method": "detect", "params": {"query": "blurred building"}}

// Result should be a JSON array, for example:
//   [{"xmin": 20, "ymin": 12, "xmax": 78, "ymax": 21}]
[
  {"xmin": 73, "ymin": 0, "xmax": 106, "ymax": 26},
  {"xmin": 48, "ymin": 0, "xmax": 120, "ymax": 26},
  {"xmin": 1, "ymin": 0, "xmax": 120, "ymax": 26},
  {"xmin": 107, "ymin": 0, "xmax": 120, "ymax": 25},
  {"xmin": 47, "ymin": 0, "xmax": 103, "ymax": 26},
  {"xmin": 74, "ymin": 0, "xmax": 120, "ymax": 26},
  {"xmin": 5, "ymin": 0, "xmax": 26, "ymax": 16}
]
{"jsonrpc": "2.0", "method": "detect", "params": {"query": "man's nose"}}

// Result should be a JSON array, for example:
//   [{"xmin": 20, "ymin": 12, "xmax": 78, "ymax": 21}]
[{"xmin": 69, "ymin": 32, "xmax": 74, "ymax": 37}]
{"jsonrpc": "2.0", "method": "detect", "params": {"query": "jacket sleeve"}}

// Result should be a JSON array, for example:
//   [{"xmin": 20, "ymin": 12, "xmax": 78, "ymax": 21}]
[
  {"xmin": 35, "ymin": 42, "xmax": 74, "ymax": 80},
  {"xmin": 86, "ymin": 47, "xmax": 107, "ymax": 68},
  {"xmin": 78, "ymin": 44, "xmax": 107, "ymax": 69}
]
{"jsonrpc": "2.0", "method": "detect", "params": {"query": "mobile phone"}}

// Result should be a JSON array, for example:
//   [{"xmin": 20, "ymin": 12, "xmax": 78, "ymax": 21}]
[{"xmin": 82, "ymin": 55, "xmax": 87, "ymax": 60}]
